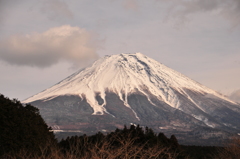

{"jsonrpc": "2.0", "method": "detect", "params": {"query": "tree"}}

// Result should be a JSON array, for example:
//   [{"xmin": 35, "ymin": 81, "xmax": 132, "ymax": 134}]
[
  {"xmin": 214, "ymin": 136, "xmax": 240, "ymax": 159},
  {"xmin": 0, "ymin": 94, "xmax": 56, "ymax": 156},
  {"xmin": 170, "ymin": 135, "xmax": 179, "ymax": 149}
]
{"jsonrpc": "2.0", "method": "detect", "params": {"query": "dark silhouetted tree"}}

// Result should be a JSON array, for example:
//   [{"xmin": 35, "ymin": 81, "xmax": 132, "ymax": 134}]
[{"xmin": 0, "ymin": 94, "xmax": 56, "ymax": 156}]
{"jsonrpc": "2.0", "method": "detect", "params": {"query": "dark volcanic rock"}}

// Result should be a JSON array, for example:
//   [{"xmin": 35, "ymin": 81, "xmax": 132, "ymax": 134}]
[{"xmin": 24, "ymin": 53, "xmax": 240, "ymax": 145}]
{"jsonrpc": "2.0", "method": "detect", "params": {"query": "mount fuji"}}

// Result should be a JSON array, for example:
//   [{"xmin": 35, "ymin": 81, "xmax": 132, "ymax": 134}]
[{"xmin": 24, "ymin": 53, "xmax": 240, "ymax": 145}]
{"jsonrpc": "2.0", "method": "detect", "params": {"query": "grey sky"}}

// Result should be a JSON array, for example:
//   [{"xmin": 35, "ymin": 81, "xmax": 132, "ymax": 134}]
[{"xmin": 0, "ymin": 0, "xmax": 239, "ymax": 101}]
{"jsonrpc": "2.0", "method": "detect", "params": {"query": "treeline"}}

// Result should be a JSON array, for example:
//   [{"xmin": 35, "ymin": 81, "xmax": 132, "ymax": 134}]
[
  {"xmin": 1, "ymin": 94, "xmax": 240, "ymax": 159},
  {"xmin": 58, "ymin": 125, "xmax": 182, "ymax": 158}
]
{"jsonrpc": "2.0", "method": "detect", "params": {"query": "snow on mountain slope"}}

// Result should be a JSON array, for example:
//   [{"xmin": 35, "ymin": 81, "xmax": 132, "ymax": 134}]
[{"xmin": 23, "ymin": 53, "xmax": 235, "ymax": 117}]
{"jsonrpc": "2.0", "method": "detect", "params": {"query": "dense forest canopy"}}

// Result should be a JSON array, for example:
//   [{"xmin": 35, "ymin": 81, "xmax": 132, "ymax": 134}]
[{"xmin": 0, "ymin": 94, "xmax": 56, "ymax": 156}]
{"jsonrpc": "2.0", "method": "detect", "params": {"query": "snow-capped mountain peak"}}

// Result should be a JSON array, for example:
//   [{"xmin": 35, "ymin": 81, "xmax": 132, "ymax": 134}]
[
  {"xmin": 24, "ymin": 53, "xmax": 240, "ymax": 145},
  {"xmin": 23, "ymin": 53, "xmax": 234, "ymax": 117}
]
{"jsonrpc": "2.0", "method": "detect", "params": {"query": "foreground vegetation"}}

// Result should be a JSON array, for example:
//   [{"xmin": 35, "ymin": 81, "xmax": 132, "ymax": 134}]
[
  {"xmin": 0, "ymin": 94, "xmax": 56, "ymax": 157},
  {"xmin": 1, "ymin": 94, "xmax": 240, "ymax": 159}
]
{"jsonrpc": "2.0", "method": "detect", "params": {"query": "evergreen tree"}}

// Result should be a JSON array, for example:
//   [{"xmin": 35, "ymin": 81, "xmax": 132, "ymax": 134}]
[
  {"xmin": 0, "ymin": 94, "xmax": 56, "ymax": 156},
  {"xmin": 170, "ymin": 135, "xmax": 179, "ymax": 148}
]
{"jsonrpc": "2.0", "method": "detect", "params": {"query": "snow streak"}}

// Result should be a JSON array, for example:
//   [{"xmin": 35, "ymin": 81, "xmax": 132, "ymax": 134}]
[{"xmin": 23, "ymin": 53, "xmax": 235, "ymax": 121}]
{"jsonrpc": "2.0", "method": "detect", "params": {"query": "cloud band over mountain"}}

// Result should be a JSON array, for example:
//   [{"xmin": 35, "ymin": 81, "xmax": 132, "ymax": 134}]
[
  {"xmin": 229, "ymin": 89, "xmax": 240, "ymax": 103},
  {"xmin": 0, "ymin": 25, "xmax": 102, "ymax": 68}
]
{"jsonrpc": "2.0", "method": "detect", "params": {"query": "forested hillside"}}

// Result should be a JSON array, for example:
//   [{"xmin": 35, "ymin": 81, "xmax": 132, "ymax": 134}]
[
  {"xmin": 1, "ymin": 94, "xmax": 239, "ymax": 159},
  {"xmin": 0, "ymin": 94, "xmax": 56, "ymax": 156}
]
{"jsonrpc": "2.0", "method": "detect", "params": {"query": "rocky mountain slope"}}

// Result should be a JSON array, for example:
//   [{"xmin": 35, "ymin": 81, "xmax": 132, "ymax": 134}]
[{"xmin": 24, "ymin": 53, "xmax": 240, "ymax": 145}]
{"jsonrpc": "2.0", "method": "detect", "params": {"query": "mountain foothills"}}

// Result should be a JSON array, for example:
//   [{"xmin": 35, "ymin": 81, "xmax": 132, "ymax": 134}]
[{"xmin": 23, "ymin": 53, "xmax": 240, "ymax": 145}]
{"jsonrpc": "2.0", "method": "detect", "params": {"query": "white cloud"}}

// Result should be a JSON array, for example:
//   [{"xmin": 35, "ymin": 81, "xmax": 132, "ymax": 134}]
[
  {"xmin": 0, "ymin": 25, "xmax": 102, "ymax": 68},
  {"xmin": 123, "ymin": 0, "xmax": 138, "ymax": 10},
  {"xmin": 160, "ymin": 0, "xmax": 240, "ymax": 27},
  {"xmin": 229, "ymin": 89, "xmax": 240, "ymax": 103},
  {"xmin": 41, "ymin": 0, "xmax": 73, "ymax": 20}
]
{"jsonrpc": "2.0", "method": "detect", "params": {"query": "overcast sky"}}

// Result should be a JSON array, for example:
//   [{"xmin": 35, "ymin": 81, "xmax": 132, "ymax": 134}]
[{"xmin": 0, "ymin": 0, "xmax": 240, "ymax": 102}]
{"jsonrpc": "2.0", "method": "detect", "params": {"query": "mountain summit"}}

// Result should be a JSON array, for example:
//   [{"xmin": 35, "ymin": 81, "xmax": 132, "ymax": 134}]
[{"xmin": 24, "ymin": 53, "xmax": 240, "ymax": 145}]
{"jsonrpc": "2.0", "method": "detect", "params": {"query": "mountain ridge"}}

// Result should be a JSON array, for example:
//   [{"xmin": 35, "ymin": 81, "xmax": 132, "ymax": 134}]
[
  {"xmin": 23, "ymin": 53, "xmax": 235, "ymax": 114},
  {"xmin": 23, "ymin": 53, "xmax": 240, "ymax": 145}
]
